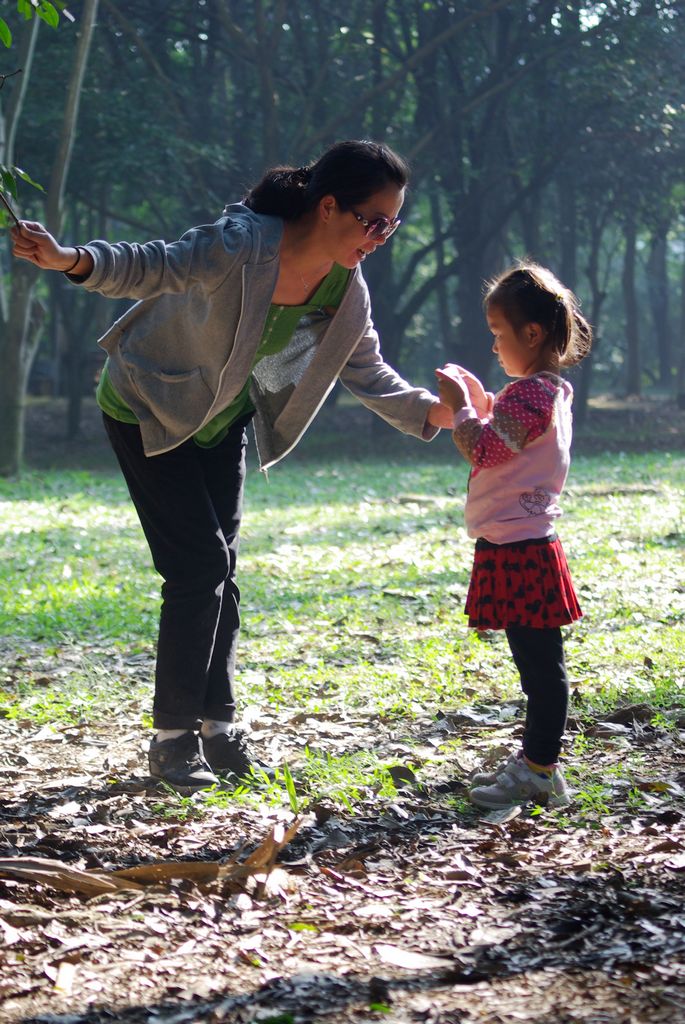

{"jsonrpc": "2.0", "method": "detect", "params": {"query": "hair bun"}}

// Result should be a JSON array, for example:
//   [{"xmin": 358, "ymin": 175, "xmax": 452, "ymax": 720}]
[{"xmin": 292, "ymin": 166, "xmax": 312, "ymax": 188}]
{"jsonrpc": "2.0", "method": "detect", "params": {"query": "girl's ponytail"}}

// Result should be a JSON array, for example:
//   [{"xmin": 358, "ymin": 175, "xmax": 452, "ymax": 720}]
[{"xmin": 565, "ymin": 304, "xmax": 592, "ymax": 367}]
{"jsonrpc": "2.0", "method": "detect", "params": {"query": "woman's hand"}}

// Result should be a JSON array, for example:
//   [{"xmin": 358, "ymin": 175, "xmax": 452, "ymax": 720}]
[
  {"xmin": 426, "ymin": 400, "xmax": 455, "ymax": 430},
  {"xmin": 11, "ymin": 221, "xmax": 81, "ymax": 272}
]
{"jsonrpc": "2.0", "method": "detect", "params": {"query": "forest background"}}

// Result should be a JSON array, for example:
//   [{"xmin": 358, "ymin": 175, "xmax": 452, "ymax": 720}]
[{"xmin": 1, "ymin": 0, "xmax": 684, "ymax": 475}]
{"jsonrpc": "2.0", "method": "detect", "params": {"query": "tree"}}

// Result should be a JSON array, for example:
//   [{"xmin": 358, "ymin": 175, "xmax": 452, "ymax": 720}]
[
  {"xmin": 0, "ymin": 0, "xmax": 98, "ymax": 475},
  {"xmin": 4, "ymin": 0, "xmax": 684, "ymax": 460}
]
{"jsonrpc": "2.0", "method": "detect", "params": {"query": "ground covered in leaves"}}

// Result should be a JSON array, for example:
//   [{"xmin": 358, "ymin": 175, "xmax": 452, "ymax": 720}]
[
  {"xmin": 0, "ymin": 399, "xmax": 683, "ymax": 1023},
  {"xmin": 1, "ymin": 691, "xmax": 684, "ymax": 1024}
]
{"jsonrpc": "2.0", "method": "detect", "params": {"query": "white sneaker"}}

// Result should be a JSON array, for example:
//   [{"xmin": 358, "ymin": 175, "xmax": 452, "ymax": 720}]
[{"xmin": 469, "ymin": 756, "xmax": 571, "ymax": 810}]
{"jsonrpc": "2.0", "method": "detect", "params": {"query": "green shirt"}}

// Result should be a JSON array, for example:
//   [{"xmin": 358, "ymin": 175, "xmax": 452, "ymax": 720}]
[{"xmin": 96, "ymin": 262, "xmax": 350, "ymax": 448}]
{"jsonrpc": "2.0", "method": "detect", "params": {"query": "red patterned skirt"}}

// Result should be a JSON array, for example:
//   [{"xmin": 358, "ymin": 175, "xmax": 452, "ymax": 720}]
[{"xmin": 465, "ymin": 534, "xmax": 582, "ymax": 630}]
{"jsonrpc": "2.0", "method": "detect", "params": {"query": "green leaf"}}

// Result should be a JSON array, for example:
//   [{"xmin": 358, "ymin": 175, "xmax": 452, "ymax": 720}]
[
  {"xmin": 38, "ymin": 1, "xmax": 60, "ymax": 29},
  {"xmin": 283, "ymin": 761, "xmax": 299, "ymax": 814},
  {"xmin": 17, "ymin": 0, "xmax": 33, "ymax": 21},
  {"xmin": 14, "ymin": 166, "xmax": 45, "ymax": 191},
  {"xmin": 0, "ymin": 17, "xmax": 12, "ymax": 47},
  {"xmin": 1, "ymin": 169, "xmax": 18, "ymax": 200}
]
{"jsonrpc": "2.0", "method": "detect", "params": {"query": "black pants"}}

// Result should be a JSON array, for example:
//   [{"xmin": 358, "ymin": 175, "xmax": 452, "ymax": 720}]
[
  {"xmin": 103, "ymin": 412, "xmax": 250, "ymax": 730},
  {"xmin": 505, "ymin": 625, "xmax": 569, "ymax": 765}
]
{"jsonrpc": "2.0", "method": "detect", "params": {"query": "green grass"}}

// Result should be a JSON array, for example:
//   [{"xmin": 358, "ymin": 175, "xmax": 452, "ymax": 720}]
[{"xmin": 0, "ymin": 451, "xmax": 683, "ymax": 818}]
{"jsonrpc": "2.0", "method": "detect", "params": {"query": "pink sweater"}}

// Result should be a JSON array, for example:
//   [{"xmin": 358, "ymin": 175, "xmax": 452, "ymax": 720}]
[{"xmin": 452, "ymin": 372, "xmax": 573, "ymax": 544}]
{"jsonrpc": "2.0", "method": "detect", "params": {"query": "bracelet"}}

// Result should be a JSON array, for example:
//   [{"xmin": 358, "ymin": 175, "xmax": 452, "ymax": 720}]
[{"xmin": 64, "ymin": 246, "xmax": 83, "ymax": 273}]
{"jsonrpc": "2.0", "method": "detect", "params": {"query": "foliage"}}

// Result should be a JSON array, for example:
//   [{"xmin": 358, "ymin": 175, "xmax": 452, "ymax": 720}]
[
  {"xmin": 0, "ymin": 1, "xmax": 64, "ymax": 50},
  {"xmin": 0, "ymin": 0, "xmax": 70, "ymax": 214},
  {"xmin": 5, "ymin": 0, "xmax": 684, "ymax": 404}
]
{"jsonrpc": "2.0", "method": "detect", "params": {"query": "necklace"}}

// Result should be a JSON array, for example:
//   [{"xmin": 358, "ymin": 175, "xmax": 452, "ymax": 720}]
[{"xmin": 295, "ymin": 259, "xmax": 331, "ymax": 296}]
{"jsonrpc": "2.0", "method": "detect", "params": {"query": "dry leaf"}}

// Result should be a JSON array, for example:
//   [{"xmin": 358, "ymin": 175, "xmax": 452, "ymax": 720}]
[
  {"xmin": 54, "ymin": 961, "xmax": 77, "ymax": 995},
  {"xmin": 374, "ymin": 943, "xmax": 454, "ymax": 970}
]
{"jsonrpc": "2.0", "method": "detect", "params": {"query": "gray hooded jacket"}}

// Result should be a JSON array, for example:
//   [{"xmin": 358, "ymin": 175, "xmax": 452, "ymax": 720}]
[{"xmin": 74, "ymin": 204, "xmax": 437, "ymax": 468}]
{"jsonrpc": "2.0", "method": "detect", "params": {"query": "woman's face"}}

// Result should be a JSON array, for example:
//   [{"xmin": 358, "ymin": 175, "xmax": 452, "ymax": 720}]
[{"xmin": 321, "ymin": 183, "xmax": 405, "ymax": 269}]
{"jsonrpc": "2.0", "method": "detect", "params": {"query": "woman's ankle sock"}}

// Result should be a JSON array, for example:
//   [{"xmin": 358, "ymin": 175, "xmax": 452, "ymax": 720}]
[
  {"xmin": 201, "ymin": 719, "xmax": 233, "ymax": 739},
  {"xmin": 155, "ymin": 728, "xmax": 191, "ymax": 743}
]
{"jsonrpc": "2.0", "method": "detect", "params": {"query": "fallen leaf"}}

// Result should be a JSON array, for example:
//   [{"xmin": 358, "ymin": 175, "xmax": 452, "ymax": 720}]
[
  {"xmin": 482, "ymin": 805, "xmax": 523, "ymax": 825},
  {"xmin": 54, "ymin": 962, "xmax": 76, "ymax": 995},
  {"xmin": 374, "ymin": 943, "xmax": 454, "ymax": 970},
  {"xmin": 0, "ymin": 916, "xmax": 22, "ymax": 945}
]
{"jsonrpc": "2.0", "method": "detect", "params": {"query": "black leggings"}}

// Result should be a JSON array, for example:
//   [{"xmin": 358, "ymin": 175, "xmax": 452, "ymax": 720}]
[
  {"xmin": 505, "ymin": 625, "xmax": 569, "ymax": 765},
  {"xmin": 103, "ymin": 412, "xmax": 251, "ymax": 730}
]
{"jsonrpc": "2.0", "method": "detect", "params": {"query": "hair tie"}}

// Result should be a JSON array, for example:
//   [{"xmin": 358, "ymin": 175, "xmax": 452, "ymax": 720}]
[{"xmin": 64, "ymin": 246, "xmax": 84, "ymax": 274}]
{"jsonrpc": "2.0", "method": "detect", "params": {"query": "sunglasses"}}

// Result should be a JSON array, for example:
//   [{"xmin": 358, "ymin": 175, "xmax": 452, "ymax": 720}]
[{"xmin": 349, "ymin": 208, "xmax": 401, "ymax": 241}]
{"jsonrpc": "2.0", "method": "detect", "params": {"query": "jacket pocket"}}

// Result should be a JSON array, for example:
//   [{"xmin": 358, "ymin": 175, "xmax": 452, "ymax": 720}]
[{"xmin": 128, "ymin": 365, "xmax": 214, "ymax": 433}]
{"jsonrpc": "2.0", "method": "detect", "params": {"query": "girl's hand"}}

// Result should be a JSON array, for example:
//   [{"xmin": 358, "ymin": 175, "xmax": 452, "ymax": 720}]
[
  {"xmin": 435, "ymin": 365, "xmax": 470, "ymax": 413},
  {"xmin": 11, "ymin": 221, "xmax": 79, "ymax": 272},
  {"xmin": 450, "ymin": 364, "xmax": 493, "ymax": 418}
]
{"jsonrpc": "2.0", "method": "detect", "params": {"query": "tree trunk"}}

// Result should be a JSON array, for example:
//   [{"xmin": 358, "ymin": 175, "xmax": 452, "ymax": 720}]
[
  {"xmin": 45, "ymin": 0, "xmax": 100, "ymax": 233},
  {"xmin": 364, "ymin": 243, "xmax": 403, "ymax": 370},
  {"xmin": 253, "ymin": 0, "xmax": 283, "ymax": 168},
  {"xmin": 0, "ymin": 16, "xmax": 40, "ymax": 328},
  {"xmin": 558, "ymin": 174, "xmax": 577, "ymax": 292},
  {"xmin": 622, "ymin": 216, "xmax": 640, "ymax": 397},
  {"xmin": 676, "ymin": 253, "xmax": 685, "ymax": 407},
  {"xmin": 454, "ymin": 250, "xmax": 491, "ymax": 381},
  {"xmin": 575, "ymin": 216, "xmax": 606, "ymax": 426},
  {"xmin": 430, "ymin": 192, "xmax": 452, "ymax": 361},
  {"xmin": 646, "ymin": 223, "xmax": 672, "ymax": 390},
  {"xmin": 0, "ymin": 262, "xmax": 40, "ymax": 475},
  {"xmin": 65, "ymin": 301, "xmax": 85, "ymax": 440}
]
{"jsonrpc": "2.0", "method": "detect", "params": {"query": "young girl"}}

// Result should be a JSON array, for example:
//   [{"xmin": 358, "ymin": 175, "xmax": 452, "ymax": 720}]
[{"xmin": 436, "ymin": 263, "xmax": 592, "ymax": 811}]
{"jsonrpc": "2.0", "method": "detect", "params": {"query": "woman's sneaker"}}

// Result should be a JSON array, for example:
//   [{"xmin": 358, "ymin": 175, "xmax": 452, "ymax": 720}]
[
  {"xmin": 148, "ymin": 731, "xmax": 219, "ymax": 792},
  {"xmin": 469, "ymin": 756, "xmax": 571, "ymax": 810},
  {"xmin": 202, "ymin": 727, "xmax": 272, "ymax": 781}
]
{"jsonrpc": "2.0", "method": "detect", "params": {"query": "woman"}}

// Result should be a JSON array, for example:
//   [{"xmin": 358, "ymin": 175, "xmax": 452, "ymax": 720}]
[{"xmin": 12, "ymin": 140, "xmax": 452, "ymax": 791}]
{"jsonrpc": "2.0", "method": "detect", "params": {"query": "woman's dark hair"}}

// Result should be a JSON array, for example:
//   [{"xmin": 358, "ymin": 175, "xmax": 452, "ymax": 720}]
[
  {"xmin": 243, "ymin": 140, "xmax": 409, "ymax": 220},
  {"xmin": 484, "ymin": 262, "xmax": 592, "ymax": 368}
]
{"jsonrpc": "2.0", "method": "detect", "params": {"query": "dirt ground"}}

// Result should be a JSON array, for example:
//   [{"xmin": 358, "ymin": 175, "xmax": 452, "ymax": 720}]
[
  {"xmin": 1, "ymin": 396, "xmax": 683, "ymax": 1024},
  {"xmin": 1, "ymin": 641, "xmax": 684, "ymax": 1024}
]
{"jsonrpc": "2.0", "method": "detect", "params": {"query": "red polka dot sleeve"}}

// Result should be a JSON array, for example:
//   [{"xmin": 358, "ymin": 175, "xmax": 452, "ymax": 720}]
[{"xmin": 452, "ymin": 374, "xmax": 560, "ymax": 468}]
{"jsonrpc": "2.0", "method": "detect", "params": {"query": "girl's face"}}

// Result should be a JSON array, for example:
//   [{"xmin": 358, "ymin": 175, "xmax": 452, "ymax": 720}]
[
  {"xmin": 487, "ymin": 304, "xmax": 546, "ymax": 378},
  {"xmin": 320, "ymin": 184, "xmax": 404, "ymax": 269}
]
